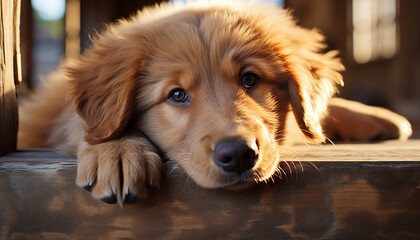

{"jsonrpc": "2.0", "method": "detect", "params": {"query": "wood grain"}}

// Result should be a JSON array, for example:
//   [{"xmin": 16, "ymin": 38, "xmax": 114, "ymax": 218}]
[
  {"xmin": 0, "ymin": 140, "xmax": 419, "ymax": 239},
  {"xmin": 0, "ymin": 0, "xmax": 21, "ymax": 156}
]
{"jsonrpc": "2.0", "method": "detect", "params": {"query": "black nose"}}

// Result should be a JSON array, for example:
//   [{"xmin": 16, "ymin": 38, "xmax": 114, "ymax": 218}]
[{"xmin": 214, "ymin": 139, "xmax": 258, "ymax": 174}]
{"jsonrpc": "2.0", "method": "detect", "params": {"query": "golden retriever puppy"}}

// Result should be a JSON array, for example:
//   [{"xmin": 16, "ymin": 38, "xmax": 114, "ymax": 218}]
[{"xmin": 18, "ymin": 1, "xmax": 412, "ymax": 205}]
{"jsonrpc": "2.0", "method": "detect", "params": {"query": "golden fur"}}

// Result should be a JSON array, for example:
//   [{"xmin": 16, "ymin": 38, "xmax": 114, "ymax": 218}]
[{"xmin": 18, "ymin": 1, "xmax": 412, "ymax": 205}]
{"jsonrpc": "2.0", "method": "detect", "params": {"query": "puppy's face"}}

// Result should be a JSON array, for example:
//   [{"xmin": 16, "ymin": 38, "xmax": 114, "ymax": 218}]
[
  {"xmin": 69, "ymin": 4, "xmax": 343, "ymax": 190},
  {"xmin": 134, "ymin": 11, "xmax": 291, "ymax": 189}
]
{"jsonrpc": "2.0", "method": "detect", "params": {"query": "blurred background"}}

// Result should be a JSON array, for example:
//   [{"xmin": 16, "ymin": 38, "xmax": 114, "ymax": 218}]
[{"xmin": 21, "ymin": 0, "xmax": 419, "ymax": 137}]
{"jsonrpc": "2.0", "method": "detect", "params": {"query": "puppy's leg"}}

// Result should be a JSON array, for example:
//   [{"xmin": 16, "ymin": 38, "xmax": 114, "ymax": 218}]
[
  {"xmin": 76, "ymin": 133, "xmax": 161, "ymax": 206},
  {"xmin": 323, "ymin": 98, "xmax": 412, "ymax": 142}
]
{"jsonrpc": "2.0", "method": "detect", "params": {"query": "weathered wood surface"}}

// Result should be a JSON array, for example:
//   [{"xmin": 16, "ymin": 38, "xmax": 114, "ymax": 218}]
[
  {"xmin": 0, "ymin": 140, "xmax": 419, "ymax": 239},
  {"xmin": 0, "ymin": 0, "xmax": 21, "ymax": 156}
]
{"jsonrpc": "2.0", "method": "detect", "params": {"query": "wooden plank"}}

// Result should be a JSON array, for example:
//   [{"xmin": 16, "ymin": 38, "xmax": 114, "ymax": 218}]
[
  {"xmin": 0, "ymin": 140, "xmax": 419, "ymax": 239},
  {"xmin": 0, "ymin": 0, "xmax": 21, "ymax": 156},
  {"xmin": 285, "ymin": 139, "xmax": 420, "ymax": 162}
]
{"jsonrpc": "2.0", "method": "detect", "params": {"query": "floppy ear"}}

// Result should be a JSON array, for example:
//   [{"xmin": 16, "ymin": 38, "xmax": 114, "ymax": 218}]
[
  {"xmin": 284, "ymin": 27, "xmax": 344, "ymax": 143},
  {"xmin": 67, "ymin": 24, "xmax": 146, "ymax": 144}
]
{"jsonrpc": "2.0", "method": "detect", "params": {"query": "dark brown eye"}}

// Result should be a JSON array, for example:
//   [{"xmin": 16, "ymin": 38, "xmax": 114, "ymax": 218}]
[
  {"xmin": 168, "ymin": 88, "xmax": 188, "ymax": 103},
  {"xmin": 242, "ymin": 73, "xmax": 259, "ymax": 89}
]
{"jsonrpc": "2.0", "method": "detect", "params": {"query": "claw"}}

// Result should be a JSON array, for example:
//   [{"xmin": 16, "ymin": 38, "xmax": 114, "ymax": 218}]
[
  {"xmin": 124, "ymin": 191, "xmax": 140, "ymax": 204},
  {"xmin": 82, "ymin": 183, "xmax": 92, "ymax": 192},
  {"xmin": 100, "ymin": 194, "xmax": 117, "ymax": 204}
]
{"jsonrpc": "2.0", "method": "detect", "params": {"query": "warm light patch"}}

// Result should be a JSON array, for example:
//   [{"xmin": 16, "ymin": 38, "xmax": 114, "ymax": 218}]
[{"xmin": 352, "ymin": 0, "xmax": 397, "ymax": 64}]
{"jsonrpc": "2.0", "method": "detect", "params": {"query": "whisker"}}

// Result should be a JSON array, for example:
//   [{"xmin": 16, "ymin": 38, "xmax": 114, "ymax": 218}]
[
  {"xmin": 293, "ymin": 160, "xmax": 303, "ymax": 185},
  {"xmin": 163, "ymin": 159, "xmax": 185, "ymax": 184},
  {"xmin": 283, "ymin": 161, "xmax": 293, "ymax": 182},
  {"xmin": 303, "ymin": 161, "xmax": 322, "ymax": 179},
  {"xmin": 297, "ymin": 160, "xmax": 304, "ymax": 183},
  {"xmin": 325, "ymin": 137, "xmax": 337, "ymax": 148},
  {"xmin": 255, "ymin": 168, "xmax": 265, "ymax": 183},
  {"xmin": 274, "ymin": 165, "xmax": 284, "ymax": 179},
  {"xmin": 290, "ymin": 161, "xmax": 299, "ymax": 185},
  {"xmin": 280, "ymin": 145, "xmax": 296, "ymax": 153},
  {"xmin": 297, "ymin": 128, "xmax": 337, "ymax": 150}
]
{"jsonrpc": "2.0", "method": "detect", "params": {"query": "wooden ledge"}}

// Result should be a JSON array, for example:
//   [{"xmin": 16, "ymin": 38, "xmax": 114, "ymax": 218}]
[
  {"xmin": 1, "ymin": 140, "xmax": 419, "ymax": 239},
  {"xmin": 284, "ymin": 139, "xmax": 420, "ymax": 162}
]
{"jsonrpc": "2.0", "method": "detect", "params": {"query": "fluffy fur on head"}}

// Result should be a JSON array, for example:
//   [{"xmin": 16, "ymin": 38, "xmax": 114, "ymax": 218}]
[
  {"xmin": 69, "ymin": 1, "xmax": 344, "ymax": 145},
  {"xmin": 19, "ymin": 1, "xmax": 348, "ymax": 203}
]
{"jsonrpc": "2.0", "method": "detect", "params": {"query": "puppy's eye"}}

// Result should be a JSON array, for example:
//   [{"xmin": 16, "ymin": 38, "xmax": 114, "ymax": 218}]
[
  {"xmin": 168, "ymin": 88, "xmax": 188, "ymax": 103},
  {"xmin": 241, "ymin": 73, "xmax": 259, "ymax": 89}
]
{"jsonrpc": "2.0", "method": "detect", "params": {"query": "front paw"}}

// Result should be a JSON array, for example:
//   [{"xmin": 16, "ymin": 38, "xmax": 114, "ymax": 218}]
[{"xmin": 76, "ymin": 135, "xmax": 162, "ymax": 206}]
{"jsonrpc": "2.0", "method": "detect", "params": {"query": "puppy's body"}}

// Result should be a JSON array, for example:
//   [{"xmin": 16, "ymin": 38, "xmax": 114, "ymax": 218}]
[{"xmin": 18, "ymin": 1, "xmax": 412, "ymax": 205}]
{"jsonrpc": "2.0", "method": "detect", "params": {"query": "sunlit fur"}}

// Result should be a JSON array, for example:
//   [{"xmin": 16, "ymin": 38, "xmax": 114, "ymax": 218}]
[{"xmin": 18, "ymin": 1, "xmax": 412, "ymax": 205}]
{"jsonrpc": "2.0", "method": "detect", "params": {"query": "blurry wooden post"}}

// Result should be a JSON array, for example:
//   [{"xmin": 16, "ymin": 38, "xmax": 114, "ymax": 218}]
[
  {"xmin": 0, "ymin": 0, "xmax": 22, "ymax": 156},
  {"xmin": 66, "ymin": 0, "xmax": 81, "ymax": 59}
]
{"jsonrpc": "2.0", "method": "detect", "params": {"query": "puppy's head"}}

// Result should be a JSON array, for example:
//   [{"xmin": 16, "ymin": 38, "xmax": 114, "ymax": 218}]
[{"xmin": 68, "ymin": 2, "xmax": 343, "ymax": 189}]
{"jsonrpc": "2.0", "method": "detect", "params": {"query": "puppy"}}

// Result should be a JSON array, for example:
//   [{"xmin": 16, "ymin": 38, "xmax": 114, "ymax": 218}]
[{"xmin": 18, "ymin": 1, "xmax": 412, "ymax": 205}]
